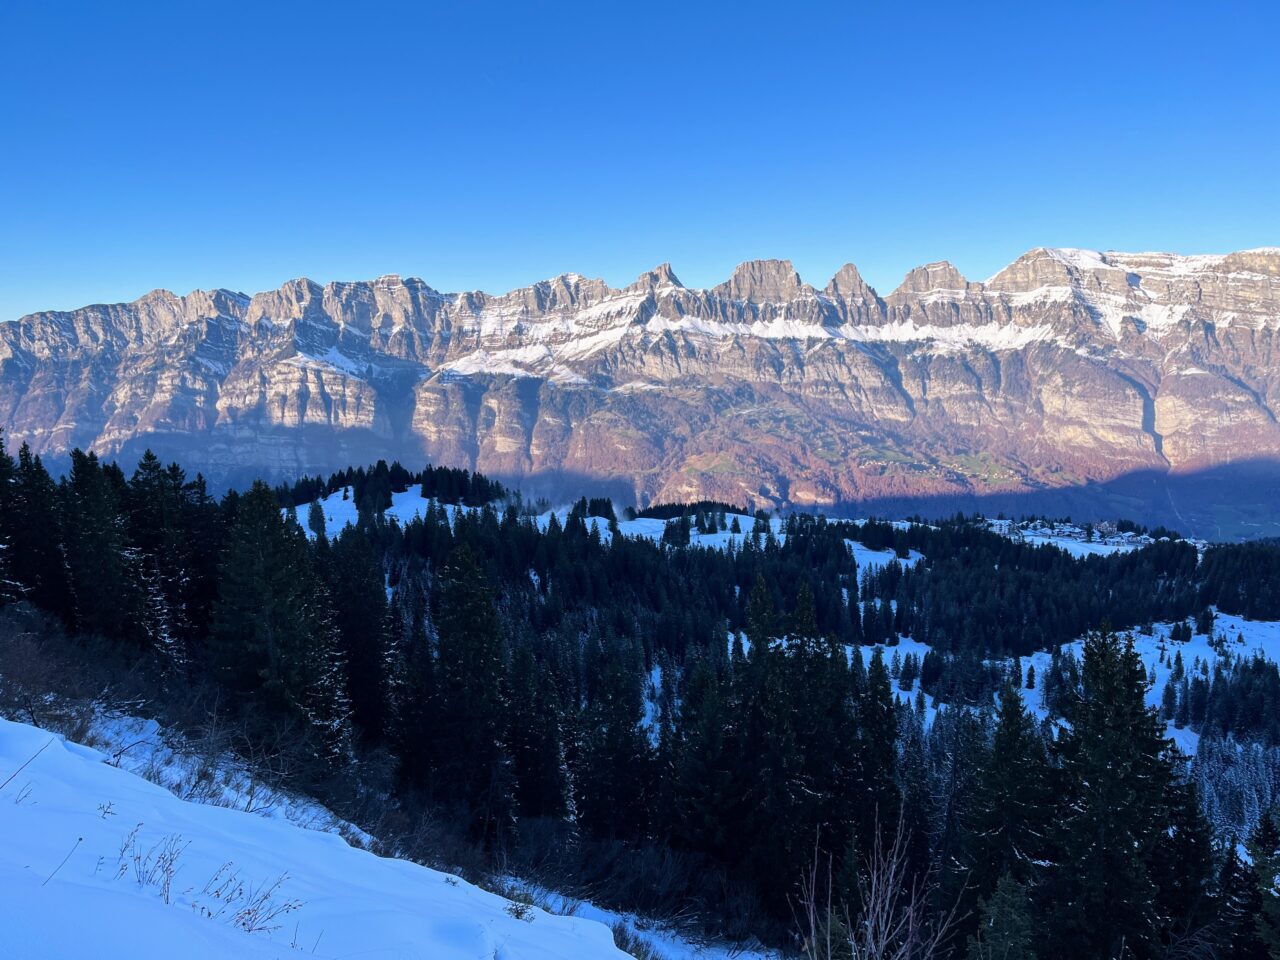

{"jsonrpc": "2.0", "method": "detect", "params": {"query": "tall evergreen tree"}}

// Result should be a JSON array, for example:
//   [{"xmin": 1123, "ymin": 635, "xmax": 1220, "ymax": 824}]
[
  {"xmin": 7, "ymin": 444, "xmax": 73, "ymax": 619},
  {"xmin": 1042, "ymin": 628, "xmax": 1183, "ymax": 960},
  {"xmin": 61, "ymin": 448, "xmax": 141, "ymax": 641},
  {"xmin": 433, "ymin": 545, "xmax": 513, "ymax": 840},
  {"xmin": 575, "ymin": 639, "xmax": 652, "ymax": 840},
  {"xmin": 966, "ymin": 872, "xmax": 1037, "ymax": 960},
  {"xmin": 507, "ymin": 643, "xmax": 568, "ymax": 819},
  {"xmin": 327, "ymin": 526, "xmax": 392, "ymax": 741},
  {"xmin": 127, "ymin": 451, "xmax": 194, "ymax": 674},
  {"xmin": 1248, "ymin": 809, "xmax": 1280, "ymax": 957},
  {"xmin": 0, "ymin": 433, "xmax": 18, "ymax": 603},
  {"xmin": 211, "ymin": 481, "xmax": 351, "ymax": 765},
  {"xmin": 964, "ymin": 681, "xmax": 1051, "ymax": 898},
  {"xmin": 1216, "ymin": 841, "xmax": 1268, "ymax": 960}
]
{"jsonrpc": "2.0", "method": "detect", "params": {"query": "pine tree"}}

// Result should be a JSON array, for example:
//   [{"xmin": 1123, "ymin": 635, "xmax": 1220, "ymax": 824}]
[
  {"xmin": 963, "ymin": 681, "xmax": 1051, "ymax": 901},
  {"xmin": 211, "ymin": 481, "xmax": 351, "ymax": 766},
  {"xmin": 575, "ymin": 640, "xmax": 652, "ymax": 840},
  {"xmin": 326, "ymin": 526, "xmax": 393, "ymax": 741},
  {"xmin": 8, "ymin": 444, "xmax": 73, "ymax": 619},
  {"xmin": 433, "ymin": 544, "xmax": 513, "ymax": 841},
  {"xmin": 61, "ymin": 449, "xmax": 142, "ymax": 641},
  {"xmin": 1042, "ymin": 627, "xmax": 1182, "ymax": 960},
  {"xmin": 966, "ymin": 872, "xmax": 1037, "ymax": 960},
  {"xmin": 1215, "ymin": 841, "xmax": 1268, "ymax": 960}
]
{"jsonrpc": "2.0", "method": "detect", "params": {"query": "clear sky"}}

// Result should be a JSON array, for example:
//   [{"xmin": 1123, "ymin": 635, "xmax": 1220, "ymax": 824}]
[{"xmin": 1, "ymin": 1, "xmax": 1276, "ymax": 320}]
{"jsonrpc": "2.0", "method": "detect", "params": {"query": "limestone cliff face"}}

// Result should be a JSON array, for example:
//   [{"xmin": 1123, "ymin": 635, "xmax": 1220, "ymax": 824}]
[{"xmin": 3, "ymin": 247, "xmax": 1279, "ymax": 534}]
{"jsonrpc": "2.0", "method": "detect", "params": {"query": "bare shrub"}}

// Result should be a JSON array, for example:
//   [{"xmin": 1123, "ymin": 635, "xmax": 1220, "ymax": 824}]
[
  {"xmin": 115, "ymin": 825, "xmax": 190, "ymax": 905},
  {"xmin": 795, "ymin": 818, "xmax": 961, "ymax": 960}
]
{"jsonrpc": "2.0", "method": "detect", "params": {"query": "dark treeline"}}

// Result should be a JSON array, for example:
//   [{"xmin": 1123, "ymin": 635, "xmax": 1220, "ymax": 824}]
[
  {"xmin": 1198, "ymin": 541, "xmax": 1280, "ymax": 620},
  {"xmin": 276, "ymin": 460, "xmax": 508, "ymax": 515},
  {"xmin": 6, "ymin": 436, "xmax": 1280, "ymax": 958},
  {"xmin": 633, "ymin": 499, "xmax": 750, "ymax": 521}
]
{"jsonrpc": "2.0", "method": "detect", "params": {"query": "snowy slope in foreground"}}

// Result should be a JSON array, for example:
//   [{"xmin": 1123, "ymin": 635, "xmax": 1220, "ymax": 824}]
[{"xmin": 0, "ymin": 717, "xmax": 626, "ymax": 960}]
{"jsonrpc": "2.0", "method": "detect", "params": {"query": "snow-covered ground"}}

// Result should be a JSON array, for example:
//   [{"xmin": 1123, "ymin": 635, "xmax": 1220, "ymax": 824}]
[
  {"xmin": 985, "ymin": 518, "xmax": 1208, "ymax": 558},
  {"xmin": 1019, "ymin": 611, "xmax": 1280, "ymax": 755},
  {"xmin": 0, "ymin": 703, "xmax": 781, "ymax": 960},
  {"xmin": 506, "ymin": 881, "xmax": 779, "ymax": 960},
  {"xmin": 845, "ymin": 540, "xmax": 923, "ymax": 572},
  {"xmin": 290, "ymin": 486, "xmax": 468, "ymax": 538},
  {"xmin": 0, "ymin": 715, "xmax": 628, "ymax": 960},
  {"xmin": 291, "ymin": 489, "xmax": 923, "ymax": 573}
]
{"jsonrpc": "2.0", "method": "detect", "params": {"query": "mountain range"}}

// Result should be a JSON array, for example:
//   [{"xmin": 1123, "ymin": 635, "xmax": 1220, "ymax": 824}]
[{"xmin": 3, "ymin": 247, "xmax": 1279, "ymax": 537}]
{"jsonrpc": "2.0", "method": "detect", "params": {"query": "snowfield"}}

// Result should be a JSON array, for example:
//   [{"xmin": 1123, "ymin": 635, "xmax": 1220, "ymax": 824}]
[{"xmin": 0, "ymin": 716, "xmax": 628, "ymax": 960}]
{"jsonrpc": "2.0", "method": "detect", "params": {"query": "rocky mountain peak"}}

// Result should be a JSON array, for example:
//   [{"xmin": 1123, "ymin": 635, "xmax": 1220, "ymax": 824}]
[
  {"xmin": 890, "ymin": 261, "xmax": 973, "ymax": 298},
  {"xmin": 824, "ymin": 263, "xmax": 879, "ymax": 304},
  {"xmin": 712, "ymin": 259, "xmax": 810, "ymax": 303},
  {"xmin": 1220, "ymin": 248, "xmax": 1280, "ymax": 277},
  {"xmin": 4, "ymin": 246, "xmax": 1278, "ymax": 538},
  {"xmin": 628, "ymin": 262, "xmax": 684, "ymax": 291}
]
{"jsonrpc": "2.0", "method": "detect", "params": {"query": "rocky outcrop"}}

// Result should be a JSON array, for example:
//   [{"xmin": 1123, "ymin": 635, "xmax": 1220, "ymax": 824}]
[{"xmin": 3, "ymin": 247, "xmax": 1279, "ymax": 536}]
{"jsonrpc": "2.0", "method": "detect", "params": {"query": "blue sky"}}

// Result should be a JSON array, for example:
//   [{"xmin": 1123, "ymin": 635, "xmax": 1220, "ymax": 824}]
[{"xmin": 1, "ymin": 1, "xmax": 1276, "ymax": 320}]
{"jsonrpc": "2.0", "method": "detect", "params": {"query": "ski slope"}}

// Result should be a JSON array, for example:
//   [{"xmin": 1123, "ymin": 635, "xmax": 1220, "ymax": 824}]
[{"xmin": 0, "ymin": 716, "xmax": 627, "ymax": 960}]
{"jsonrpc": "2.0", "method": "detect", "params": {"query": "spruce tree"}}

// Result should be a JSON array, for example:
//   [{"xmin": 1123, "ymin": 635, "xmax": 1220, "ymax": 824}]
[
  {"xmin": 307, "ymin": 498, "xmax": 327, "ymax": 540},
  {"xmin": 128, "ymin": 451, "xmax": 193, "ymax": 675},
  {"xmin": 0, "ymin": 433, "xmax": 17, "ymax": 603},
  {"xmin": 575, "ymin": 640, "xmax": 652, "ymax": 840},
  {"xmin": 433, "ymin": 544, "xmax": 513, "ymax": 840},
  {"xmin": 8, "ymin": 444, "xmax": 73, "ymax": 619},
  {"xmin": 1215, "ymin": 841, "xmax": 1268, "ymax": 959},
  {"xmin": 61, "ymin": 448, "xmax": 142, "ymax": 641},
  {"xmin": 1043, "ymin": 627, "xmax": 1181, "ymax": 959},
  {"xmin": 672, "ymin": 657, "xmax": 738, "ymax": 862},
  {"xmin": 1248, "ymin": 809, "xmax": 1280, "ymax": 956},
  {"xmin": 966, "ymin": 872, "xmax": 1037, "ymax": 960},
  {"xmin": 211, "ymin": 481, "xmax": 351, "ymax": 765},
  {"xmin": 963, "ymin": 681, "xmax": 1051, "ymax": 904},
  {"xmin": 507, "ymin": 643, "xmax": 568, "ymax": 819},
  {"xmin": 327, "ymin": 526, "xmax": 392, "ymax": 741},
  {"xmin": 855, "ymin": 648, "xmax": 900, "ymax": 844}
]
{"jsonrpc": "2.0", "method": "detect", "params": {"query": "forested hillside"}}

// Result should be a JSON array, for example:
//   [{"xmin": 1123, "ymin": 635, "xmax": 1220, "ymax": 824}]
[{"xmin": 5, "ymin": 436, "xmax": 1280, "ymax": 958}]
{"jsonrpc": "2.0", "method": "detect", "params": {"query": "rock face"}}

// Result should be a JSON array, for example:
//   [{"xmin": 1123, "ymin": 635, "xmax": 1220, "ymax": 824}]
[{"xmin": 3, "ymin": 247, "xmax": 1280, "ymax": 537}]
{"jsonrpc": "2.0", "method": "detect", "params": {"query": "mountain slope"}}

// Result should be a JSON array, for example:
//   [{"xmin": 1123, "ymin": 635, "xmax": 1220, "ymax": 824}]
[{"xmin": 3, "ymin": 248, "xmax": 1279, "ymax": 535}]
